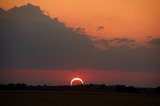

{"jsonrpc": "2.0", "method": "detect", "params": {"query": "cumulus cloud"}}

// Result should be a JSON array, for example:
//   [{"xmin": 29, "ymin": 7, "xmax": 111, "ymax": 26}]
[{"xmin": 0, "ymin": 4, "xmax": 159, "ymax": 71}]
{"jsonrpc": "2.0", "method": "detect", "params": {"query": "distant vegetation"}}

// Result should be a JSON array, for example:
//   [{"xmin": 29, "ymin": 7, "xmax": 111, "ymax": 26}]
[{"xmin": 0, "ymin": 83, "xmax": 159, "ymax": 94}]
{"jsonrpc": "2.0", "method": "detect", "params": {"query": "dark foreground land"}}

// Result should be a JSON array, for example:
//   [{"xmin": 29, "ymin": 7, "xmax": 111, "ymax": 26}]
[{"xmin": 0, "ymin": 90, "xmax": 160, "ymax": 106}]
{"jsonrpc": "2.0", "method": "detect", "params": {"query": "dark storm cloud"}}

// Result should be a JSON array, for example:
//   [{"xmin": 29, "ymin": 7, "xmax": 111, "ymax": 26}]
[
  {"xmin": 93, "ymin": 39, "xmax": 110, "ymax": 48},
  {"xmin": 0, "ymin": 8, "xmax": 5, "ymax": 14},
  {"xmin": 0, "ymin": 4, "xmax": 98, "ymax": 69},
  {"xmin": 0, "ymin": 4, "xmax": 159, "ymax": 71},
  {"xmin": 93, "ymin": 38, "xmax": 135, "ymax": 50},
  {"xmin": 110, "ymin": 38, "xmax": 135, "ymax": 43},
  {"xmin": 148, "ymin": 38, "xmax": 160, "ymax": 46}
]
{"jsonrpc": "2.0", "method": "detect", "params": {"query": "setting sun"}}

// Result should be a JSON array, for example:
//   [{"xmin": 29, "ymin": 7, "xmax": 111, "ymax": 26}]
[
  {"xmin": 70, "ymin": 78, "xmax": 84, "ymax": 86},
  {"xmin": 0, "ymin": 1, "xmax": 160, "ymax": 105}
]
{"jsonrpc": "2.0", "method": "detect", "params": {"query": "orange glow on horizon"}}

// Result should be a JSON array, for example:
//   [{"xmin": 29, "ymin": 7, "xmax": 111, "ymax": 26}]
[{"xmin": 0, "ymin": 69, "xmax": 160, "ymax": 87}]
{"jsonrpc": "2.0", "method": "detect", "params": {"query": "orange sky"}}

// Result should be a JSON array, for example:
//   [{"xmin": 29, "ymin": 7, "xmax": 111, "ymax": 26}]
[
  {"xmin": 1, "ymin": 69, "xmax": 160, "ymax": 87},
  {"xmin": 0, "ymin": 0, "xmax": 160, "ymax": 41}
]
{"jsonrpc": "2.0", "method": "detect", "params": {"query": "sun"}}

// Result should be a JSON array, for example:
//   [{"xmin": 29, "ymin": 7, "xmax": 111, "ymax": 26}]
[{"xmin": 70, "ymin": 78, "xmax": 84, "ymax": 86}]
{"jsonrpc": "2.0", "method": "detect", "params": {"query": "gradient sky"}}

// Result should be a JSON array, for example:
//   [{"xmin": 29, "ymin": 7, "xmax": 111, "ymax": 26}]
[
  {"xmin": 0, "ymin": 69, "xmax": 160, "ymax": 87},
  {"xmin": 0, "ymin": 1, "xmax": 160, "ymax": 87},
  {"xmin": 0, "ymin": 0, "xmax": 160, "ymax": 40}
]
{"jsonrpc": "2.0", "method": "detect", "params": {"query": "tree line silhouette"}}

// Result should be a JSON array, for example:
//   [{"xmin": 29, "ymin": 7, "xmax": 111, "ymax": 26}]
[{"xmin": 0, "ymin": 83, "xmax": 159, "ymax": 94}]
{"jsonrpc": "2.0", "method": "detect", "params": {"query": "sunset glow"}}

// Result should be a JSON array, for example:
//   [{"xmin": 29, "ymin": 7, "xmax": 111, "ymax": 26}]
[
  {"xmin": 0, "ymin": 0, "xmax": 160, "ymax": 87},
  {"xmin": 0, "ymin": 1, "xmax": 160, "ymax": 105},
  {"xmin": 70, "ymin": 78, "xmax": 84, "ymax": 86},
  {"xmin": 0, "ymin": 0, "xmax": 160, "ymax": 40}
]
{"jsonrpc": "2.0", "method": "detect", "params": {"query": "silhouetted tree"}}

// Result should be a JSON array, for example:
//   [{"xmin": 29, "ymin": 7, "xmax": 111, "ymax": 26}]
[
  {"xmin": 155, "ymin": 86, "xmax": 160, "ymax": 94},
  {"xmin": 126, "ymin": 86, "xmax": 138, "ymax": 93},
  {"xmin": 115, "ymin": 85, "xmax": 126, "ymax": 92}
]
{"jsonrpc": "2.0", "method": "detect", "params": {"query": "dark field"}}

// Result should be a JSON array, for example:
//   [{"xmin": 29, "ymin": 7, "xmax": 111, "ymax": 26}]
[{"xmin": 0, "ymin": 91, "xmax": 160, "ymax": 106}]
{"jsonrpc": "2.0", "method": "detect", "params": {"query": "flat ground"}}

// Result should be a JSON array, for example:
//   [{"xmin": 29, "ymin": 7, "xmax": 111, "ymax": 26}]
[{"xmin": 0, "ymin": 91, "xmax": 160, "ymax": 106}]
